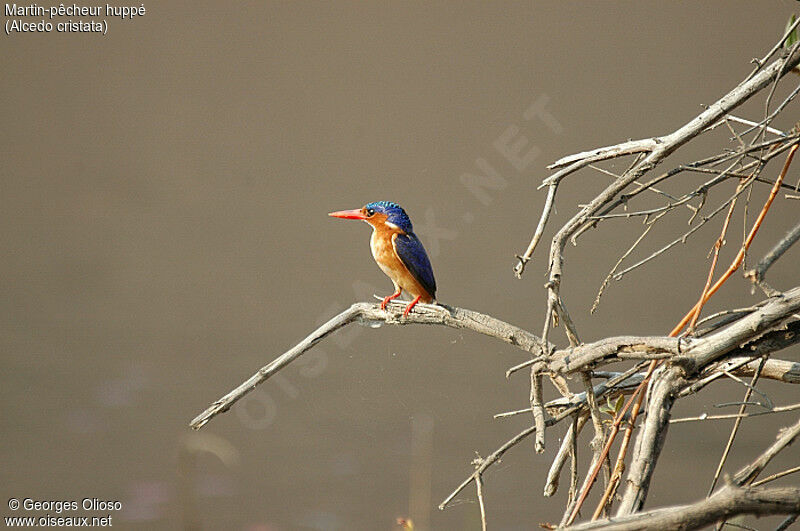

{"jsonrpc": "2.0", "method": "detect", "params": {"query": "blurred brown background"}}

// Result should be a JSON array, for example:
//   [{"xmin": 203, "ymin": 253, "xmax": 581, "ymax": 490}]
[{"xmin": 3, "ymin": 2, "xmax": 799, "ymax": 530}]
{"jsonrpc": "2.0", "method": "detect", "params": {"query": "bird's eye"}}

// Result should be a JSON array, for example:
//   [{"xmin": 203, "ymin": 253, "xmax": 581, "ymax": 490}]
[{"xmin": 366, "ymin": 208, "xmax": 375, "ymax": 217}]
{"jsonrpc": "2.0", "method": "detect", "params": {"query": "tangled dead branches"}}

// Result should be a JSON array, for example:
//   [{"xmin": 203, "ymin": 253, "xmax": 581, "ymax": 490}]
[{"xmin": 191, "ymin": 25, "xmax": 800, "ymax": 531}]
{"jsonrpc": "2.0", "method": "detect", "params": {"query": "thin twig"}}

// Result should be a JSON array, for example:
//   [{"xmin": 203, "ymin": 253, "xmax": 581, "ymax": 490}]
[
  {"xmin": 679, "ymin": 356, "xmax": 762, "ymax": 398},
  {"xmin": 740, "ymin": 82, "xmax": 800, "ymax": 138},
  {"xmin": 591, "ymin": 444, "xmax": 625, "ymax": 521},
  {"xmin": 746, "ymin": 15, "xmax": 800, "ymax": 81},
  {"xmin": 545, "ymin": 413, "xmax": 589, "ymax": 497},
  {"xmin": 497, "ymin": 370, "xmax": 648, "ymax": 419},
  {"xmin": 590, "ymin": 136, "xmax": 798, "ymax": 248},
  {"xmin": 716, "ymin": 368, "xmax": 774, "ymax": 410},
  {"xmin": 439, "ymin": 405, "xmax": 579, "ymax": 510},
  {"xmin": 475, "ymin": 473, "xmax": 487, "ymax": 531},
  {"xmin": 505, "ymin": 356, "xmax": 543, "ymax": 378},
  {"xmin": 514, "ymin": 183, "xmax": 557, "ymax": 277},
  {"xmin": 733, "ymin": 416, "xmax": 800, "ymax": 486},
  {"xmin": 746, "ymin": 220, "xmax": 800, "ymax": 295},
  {"xmin": 612, "ymin": 167, "xmax": 762, "ymax": 281},
  {"xmin": 755, "ymin": 42, "xmax": 800, "ymax": 151},
  {"xmin": 592, "ymin": 222, "xmax": 654, "ymax": 313},
  {"xmin": 687, "ymin": 173, "xmax": 746, "ymax": 332},
  {"xmin": 588, "ymin": 164, "xmax": 681, "ymax": 202},
  {"xmin": 751, "ymin": 465, "xmax": 800, "ymax": 487},
  {"xmin": 670, "ymin": 402, "xmax": 800, "ymax": 424},
  {"xmin": 707, "ymin": 357, "xmax": 767, "ymax": 496},
  {"xmin": 531, "ymin": 369, "xmax": 546, "ymax": 453},
  {"xmin": 716, "ymin": 114, "xmax": 785, "ymax": 136}
]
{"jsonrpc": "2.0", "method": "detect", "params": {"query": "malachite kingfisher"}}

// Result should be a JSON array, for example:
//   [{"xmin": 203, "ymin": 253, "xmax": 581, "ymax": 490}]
[{"xmin": 329, "ymin": 201, "xmax": 437, "ymax": 317}]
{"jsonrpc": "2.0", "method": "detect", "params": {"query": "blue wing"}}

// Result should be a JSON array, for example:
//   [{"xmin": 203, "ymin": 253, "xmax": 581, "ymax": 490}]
[{"xmin": 394, "ymin": 232, "xmax": 437, "ymax": 299}]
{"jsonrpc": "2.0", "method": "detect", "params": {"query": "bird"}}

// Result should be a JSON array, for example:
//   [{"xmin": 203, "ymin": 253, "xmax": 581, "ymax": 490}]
[{"xmin": 329, "ymin": 201, "xmax": 436, "ymax": 317}]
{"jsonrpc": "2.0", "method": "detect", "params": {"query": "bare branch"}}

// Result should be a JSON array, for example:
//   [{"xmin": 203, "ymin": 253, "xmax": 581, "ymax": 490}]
[
  {"xmin": 679, "ymin": 351, "xmax": 800, "ymax": 399},
  {"xmin": 678, "ymin": 286, "xmax": 800, "ymax": 372},
  {"xmin": 507, "ymin": 317, "xmax": 798, "ymax": 414},
  {"xmin": 729, "ymin": 355, "xmax": 800, "ymax": 384},
  {"xmin": 190, "ymin": 301, "xmax": 547, "ymax": 429},
  {"xmin": 694, "ymin": 306, "xmax": 761, "ymax": 337},
  {"xmin": 567, "ymin": 485, "xmax": 800, "ymax": 531},
  {"xmin": 616, "ymin": 365, "xmax": 685, "ymax": 515},
  {"xmin": 514, "ymin": 183, "xmax": 557, "ymax": 278},
  {"xmin": 531, "ymin": 369, "xmax": 547, "ymax": 453},
  {"xmin": 505, "ymin": 355, "xmax": 544, "ymax": 378},
  {"xmin": 544, "ymin": 413, "xmax": 588, "ymax": 497},
  {"xmin": 548, "ymin": 138, "xmax": 661, "ymax": 170},
  {"xmin": 547, "ymin": 336, "xmax": 684, "ymax": 374}
]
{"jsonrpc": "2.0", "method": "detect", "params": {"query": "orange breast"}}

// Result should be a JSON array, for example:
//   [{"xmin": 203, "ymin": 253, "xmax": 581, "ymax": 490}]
[{"xmin": 369, "ymin": 226, "xmax": 433, "ymax": 302}]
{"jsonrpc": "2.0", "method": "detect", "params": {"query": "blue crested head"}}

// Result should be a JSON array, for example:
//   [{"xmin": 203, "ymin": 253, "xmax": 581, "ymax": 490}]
[{"xmin": 365, "ymin": 201, "xmax": 414, "ymax": 232}]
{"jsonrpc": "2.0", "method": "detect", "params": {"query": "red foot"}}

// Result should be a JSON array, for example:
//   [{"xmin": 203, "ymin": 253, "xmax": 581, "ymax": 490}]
[
  {"xmin": 381, "ymin": 290, "xmax": 402, "ymax": 310},
  {"xmin": 403, "ymin": 295, "xmax": 422, "ymax": 317}
]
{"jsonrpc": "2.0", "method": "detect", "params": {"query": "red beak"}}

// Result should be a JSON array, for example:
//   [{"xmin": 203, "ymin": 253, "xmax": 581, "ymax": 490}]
[{"xmin": 328, "ymin": 208, "xmax": 367, "ymax": 220}]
